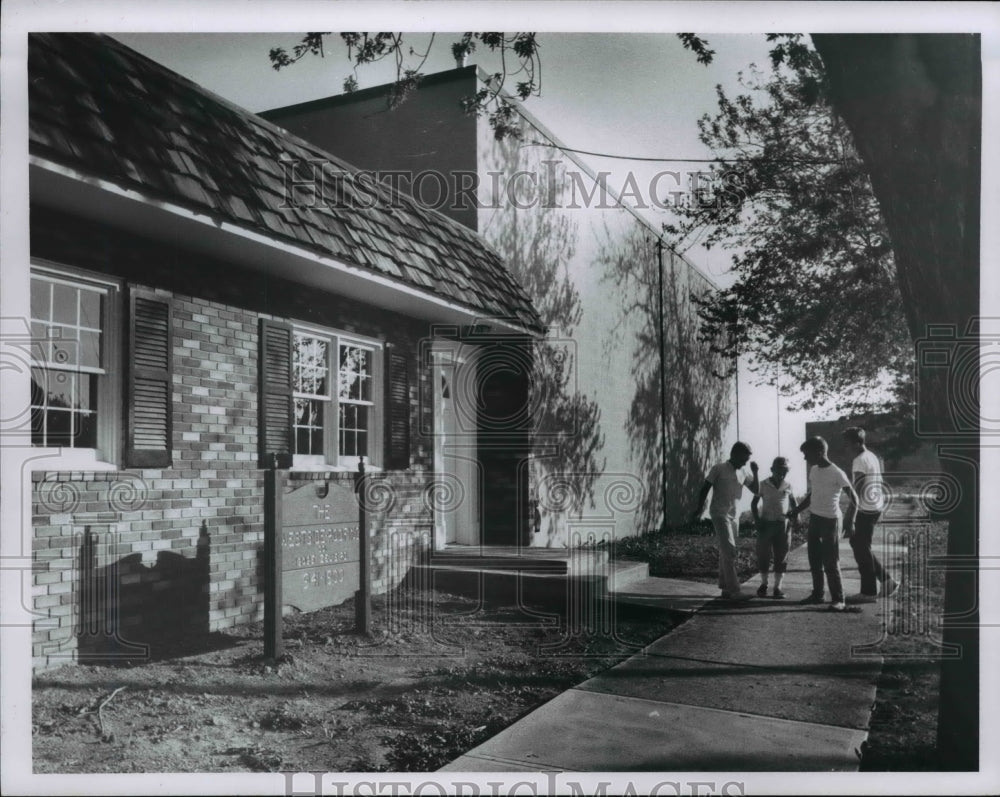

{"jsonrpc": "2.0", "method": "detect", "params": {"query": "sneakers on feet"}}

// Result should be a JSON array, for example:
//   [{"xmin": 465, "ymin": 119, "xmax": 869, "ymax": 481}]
[
  {"xmin": 799, "ymin": 593, "xmax": 824, "ymax": 605},
  {"xmin": 772, "ymin": 587, "xmax": 786, "ymax": 599},
  {"xmin": 880, "ymin": 578, "xmax": 900, "ymax": 598},
  {"xmin": 846, "ymin": 592, "xmax": 877, "ymax": 605},
  {"xmin": 757, "ymin": 583, "xmax": 769, "ymax": 598},
  {"xmin": 829, "ymin": 601, "xmax": 847, "ymax": 612}
]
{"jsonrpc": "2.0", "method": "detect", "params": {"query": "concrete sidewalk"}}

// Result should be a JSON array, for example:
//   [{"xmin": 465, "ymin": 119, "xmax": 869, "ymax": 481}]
[{"xmin": 441, "ymin": 530, "xmax": 904, "ymax": 772}]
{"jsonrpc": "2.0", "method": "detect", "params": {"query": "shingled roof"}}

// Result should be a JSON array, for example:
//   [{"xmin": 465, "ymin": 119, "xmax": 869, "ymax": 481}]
[{"xmin": 28, "ymin": 33, "xmax": 543, "ymax": 333}]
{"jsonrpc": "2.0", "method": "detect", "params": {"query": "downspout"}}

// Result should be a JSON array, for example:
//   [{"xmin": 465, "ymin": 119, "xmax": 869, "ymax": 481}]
[{"xmin": 656, "ymin": 237, "xmax": 668, "ymax": 531}]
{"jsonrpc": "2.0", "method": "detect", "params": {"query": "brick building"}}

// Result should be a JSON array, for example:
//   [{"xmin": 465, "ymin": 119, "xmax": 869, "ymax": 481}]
[{"xmin": 24, "ymin": 34, "xmax": 542, "ymax": 669}]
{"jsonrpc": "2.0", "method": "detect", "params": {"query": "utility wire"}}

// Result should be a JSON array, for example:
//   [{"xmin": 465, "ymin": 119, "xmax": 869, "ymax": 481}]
[{"xmin": 520, "ymin": 139, "xmax": 843, "ymax": 165}]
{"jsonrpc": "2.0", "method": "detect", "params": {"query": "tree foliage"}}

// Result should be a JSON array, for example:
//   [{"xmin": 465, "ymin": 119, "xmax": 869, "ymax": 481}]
[
  {"xmin": 269, "ymin": 32, "xmax": 541, "ymax": 140},
  {"xmin": 664, "ymin": 52, "xmax": 913, "ymax": 413}
]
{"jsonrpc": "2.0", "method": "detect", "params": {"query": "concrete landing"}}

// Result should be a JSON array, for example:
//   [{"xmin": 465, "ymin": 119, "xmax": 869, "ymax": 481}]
[
  {"xmin": 441, "ymin": 525, "xmax": 909, "ymax": 772},
  {"xmin": 606, "ymin": 575, "xmax": 721, "ymax": 614}
]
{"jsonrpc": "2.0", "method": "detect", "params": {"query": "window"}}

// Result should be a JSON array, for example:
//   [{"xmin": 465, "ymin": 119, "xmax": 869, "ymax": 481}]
[
  {"xmin": 29, "ymin": 262, "xmax": 172, "ymax": 469},
  {"xmin": 30, "ymin": 265, "xmax": 120, "ymax": 461},
  {"xmin": 291, "ymin": 327, "xmax": 382, "ymax": 468}
]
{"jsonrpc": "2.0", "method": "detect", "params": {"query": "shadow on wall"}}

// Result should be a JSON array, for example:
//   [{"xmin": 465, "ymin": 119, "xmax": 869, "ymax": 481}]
[
  {"xmin": 482, "ymin": 128, "xmax": 605, "ymax": 546},
  {"xmin": 599, "ymin": 228, "xmax": 732, "ymax": 531},
  {"xmin": 77, "ymin": 522, "xmax": 213, "ymax": 665}
]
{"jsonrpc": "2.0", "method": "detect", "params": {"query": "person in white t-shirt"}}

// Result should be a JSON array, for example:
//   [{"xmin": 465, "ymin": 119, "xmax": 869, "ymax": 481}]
[
  {"xmin": 692, "ymin": 442, "xmax": 760, "ymax": 602},
  {"xmin": 787, "ymin": 436, "xmax": 860, "ymax": 612},
  {"xmin": 751, "ymin": 457, "xmax": 799, "ymax": 599},
  {"xmin": 842, "ymin": 427, "xmax": 899, "ymax": 603}
]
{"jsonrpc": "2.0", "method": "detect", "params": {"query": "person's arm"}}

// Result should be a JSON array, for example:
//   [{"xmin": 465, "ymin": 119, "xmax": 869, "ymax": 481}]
[
  {"xmin": 789, "ymin": 492, "xmax": 811, "ymax": 518},
  {"xmin": 747, "ymin": 461, "xmax": 760, "ymax": 495},
  {"xmin": 691, "ymin": 480, "xmax": 712, "ymax": 523},
  {"xmin": 842, "ymin": 480, "xmax": 860, "ymax": 536},
  {"xmin": 751, "ymin": 491, "xmax": 762, "ymax": 525}
]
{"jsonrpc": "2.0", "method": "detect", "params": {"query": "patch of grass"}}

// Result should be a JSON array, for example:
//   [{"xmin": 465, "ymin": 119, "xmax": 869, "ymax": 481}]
[
  {"xmin": 860, "ymin": 521, "xmax": 948, "ymax": 771},
  {"xmin": 601, "ymin": 520, "xmax": 805, "ymax": 583}
]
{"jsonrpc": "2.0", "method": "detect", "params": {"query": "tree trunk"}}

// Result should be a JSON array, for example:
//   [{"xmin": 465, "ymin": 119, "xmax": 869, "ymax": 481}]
[{"xmin": 811, "ymin": 33, "xmax": 981, "ymax": 770}]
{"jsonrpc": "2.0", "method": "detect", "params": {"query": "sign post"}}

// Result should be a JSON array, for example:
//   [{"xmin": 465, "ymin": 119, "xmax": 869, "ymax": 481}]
[
  {"xmin": 355, "ymin": 459, "xmax": 372, "ymax": 636},
  {"xmin": 264, "ymin": 468, "xmax": 284, "ymax": 660}
]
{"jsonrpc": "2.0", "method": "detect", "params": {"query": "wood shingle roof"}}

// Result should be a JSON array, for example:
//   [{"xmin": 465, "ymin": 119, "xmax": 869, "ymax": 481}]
[{"xmin": 28, "ymin": 33, "xmax": 543, "ymax": 333}]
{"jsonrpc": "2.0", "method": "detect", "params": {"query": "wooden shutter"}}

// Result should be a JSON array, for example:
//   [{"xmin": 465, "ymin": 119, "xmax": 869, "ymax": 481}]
[
  {"xmin": 384, "ymin": 345, "xmax": 410, "ymax": 470},
  {"xmin": 259, "ymin": 318, "xmax": 294, "ymax": 469},
  {"xmin": 125, "ymin": 289, "xmax": 172, "ymax": 468}
]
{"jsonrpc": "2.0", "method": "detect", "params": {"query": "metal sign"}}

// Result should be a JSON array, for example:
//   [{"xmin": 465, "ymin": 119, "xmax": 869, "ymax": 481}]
[{"xmin": 280, "ymin": 479, "xmax": 360, "ymax": 612}]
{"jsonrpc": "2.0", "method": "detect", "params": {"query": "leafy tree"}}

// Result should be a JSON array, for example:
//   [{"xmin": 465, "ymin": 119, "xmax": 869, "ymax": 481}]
[{"xmin": 664, "ymin": 52, "xmax": 913, "ymax": 415}]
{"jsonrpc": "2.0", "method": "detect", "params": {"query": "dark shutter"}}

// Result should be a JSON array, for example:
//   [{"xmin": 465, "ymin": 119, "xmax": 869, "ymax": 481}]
[
  {"xmin": 384, "ymin": 345, "xmax": 410, "ymax": 470},
  {"xmin": 259, "ymin": 318, "xmax": 294, "ymax": 469},
  {"xmin": 125, "ymin": 289, "xmax": 172, "ymax": 468}
]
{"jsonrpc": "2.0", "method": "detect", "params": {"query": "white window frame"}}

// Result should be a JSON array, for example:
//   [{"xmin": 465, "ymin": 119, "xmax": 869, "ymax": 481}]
[
  {"xmin": 291, "ymin": 322, "xmax": 383, "ymax": 472},
  {"xmin": 29, "ymin": 260, "xmax": 122, "ymax": 469}
]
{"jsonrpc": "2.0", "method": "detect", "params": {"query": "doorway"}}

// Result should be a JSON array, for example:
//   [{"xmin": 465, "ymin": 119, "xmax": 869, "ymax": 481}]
[{"xmin": 431, "ymin": 343, "xmax": 479, "ymax": 549}]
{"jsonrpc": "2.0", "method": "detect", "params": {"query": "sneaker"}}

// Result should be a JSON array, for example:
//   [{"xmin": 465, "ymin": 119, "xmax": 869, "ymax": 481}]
[
  {"xmin": 799, "ymin": 593, "xmax": 824, "ymax": 605},
  {"xmin": 772, "ymin": 587, "xmax": 785, "ymax": 599},
  {"xmin": 880, "ymin": 578, "xmax": 900, "ymax": 598},
  {"xmin": 757, "ymin": 583, "xmax": 769, "ymax": 598},
  {"xmin": 846, "ymin": 592, "xmax": 877, "ymax": 605},
  {"xmin": 829, "ymin": 601, "xmax": 847, "ymax": 612}
]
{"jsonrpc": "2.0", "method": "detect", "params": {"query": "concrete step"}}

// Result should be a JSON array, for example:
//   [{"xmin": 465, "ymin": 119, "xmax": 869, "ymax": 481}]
[{"xmin": 428, "ymin": 546, "xmax": 609, "ymax": 576}]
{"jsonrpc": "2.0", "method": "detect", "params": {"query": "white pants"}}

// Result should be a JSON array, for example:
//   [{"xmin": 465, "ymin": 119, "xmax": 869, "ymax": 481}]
[{"xmin": 711, "ymin": 515, "xmax": 741, "ymax": 595}]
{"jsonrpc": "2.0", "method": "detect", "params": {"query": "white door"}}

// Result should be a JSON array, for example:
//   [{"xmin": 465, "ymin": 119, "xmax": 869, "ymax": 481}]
[{"xmin": 432, "ymin": 345, "xmax": 479, "ymax": 548}]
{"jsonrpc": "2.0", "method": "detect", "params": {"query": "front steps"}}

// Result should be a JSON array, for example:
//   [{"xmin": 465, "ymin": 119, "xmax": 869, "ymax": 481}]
[{"xmin": 408, "ymin": 546, "xmax": 715, "ymax": 617}]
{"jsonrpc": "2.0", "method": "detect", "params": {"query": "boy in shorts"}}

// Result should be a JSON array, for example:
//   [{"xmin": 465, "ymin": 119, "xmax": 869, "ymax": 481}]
[{"xmin": 751, "ymin": 457, "xmax": 798, "ymax": 599}]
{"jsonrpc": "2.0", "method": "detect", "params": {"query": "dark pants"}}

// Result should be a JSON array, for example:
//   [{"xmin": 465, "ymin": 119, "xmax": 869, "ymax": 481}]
[
  {"xmin": 849, "ymin": 510, "xmax": 887, "ymax": 596},
  {"xmin": 807, "ymin": 515, "xmax": 844, "ymax": 602},
  {"xmin": 756, "ymin": 520, "xmax": 790, "ymax": 576}
]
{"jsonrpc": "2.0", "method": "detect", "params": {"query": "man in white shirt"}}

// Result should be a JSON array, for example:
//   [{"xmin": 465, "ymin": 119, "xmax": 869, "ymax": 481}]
[
  {"xmin": 843, "ymin": 427, "xmax": 899, "ymax": 603},
  {"xmin": 788, "ymin": 436, "xmax": 860, "ymax": 611},
  {"xmin": 692, "ymin": 442, "xmax": 760, "ymax": 602}
]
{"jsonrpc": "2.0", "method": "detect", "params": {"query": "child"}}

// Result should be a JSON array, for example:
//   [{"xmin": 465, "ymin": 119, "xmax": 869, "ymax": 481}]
[
  {"xmin": 692, "ymin": 442, "xmax": 760, "ymax": 601},
  {"xmin": 787, "ymin": 436, "xmax": 860, "ymax": 612},
  {"xmin": 751, "ymin": 457, "xmax": 798, "ymax": 599}
]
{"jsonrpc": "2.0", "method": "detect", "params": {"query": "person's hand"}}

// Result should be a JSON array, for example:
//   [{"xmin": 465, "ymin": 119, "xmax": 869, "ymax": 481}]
[
  {"xmin": 750, "ymin": 461, "xmax": 759, "ymax": 474},
  {"xmin": 842, "ymin": 522, "xmax": 854, "ymax": 538}
]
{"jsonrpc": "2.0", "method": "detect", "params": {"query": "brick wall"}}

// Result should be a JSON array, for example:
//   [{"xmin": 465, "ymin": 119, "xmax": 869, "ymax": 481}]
[{"xmin": 29, "ymin": 207, "xmax": 436, "ymax": 670}]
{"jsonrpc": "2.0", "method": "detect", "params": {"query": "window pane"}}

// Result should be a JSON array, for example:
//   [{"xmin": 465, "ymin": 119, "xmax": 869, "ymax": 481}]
[
  {"xmin": 47, "ymin": 371, "xmax": 75, "ymax": 409},
  {"xmin": 31, "ymin": 322, "xmax": 50, "ymax": 363},
  {"xmin": 79, "ymin": 289, "xmax": 102, "ymax": 329},
  {"xmin": 52, "ymin": 282, "xmax": 78, "ymax": 324},
  {"xmin": 51, "ymin": 325, "xmax": 79, "ymax": 367},
  {"xmin": 79, "ymin": 329, "xmax": 101, "ymax": 369},
  {"xmin": 339, "ymin": 404, "xmax": 369, "ymax": 457},
  {"xmin": 76, "ymin": 411, "xmax": 98, "ymax": 448},
  {"xmin": 47, "ymin": 409, "xmax": 73, "ymax": 446},
  {"xmin": 339, "ymin": 345, "xmax": 372, "ymax": 401},
  {"xmin": 30, "ymin": 279, "xmax": 50, "ymax": 322},
  {"xmin": 294, "ymin": 397, "xmax": 324, "ymax": 456}
]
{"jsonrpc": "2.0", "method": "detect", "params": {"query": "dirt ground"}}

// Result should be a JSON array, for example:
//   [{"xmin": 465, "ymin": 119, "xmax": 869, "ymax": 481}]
[
  {"xmin": 32, "ymin": 589, "xmax": 675, "ymax": 773},
  {"xmin": 33, "ymin": 523, "xmax": 947, "ymax": 774}
]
